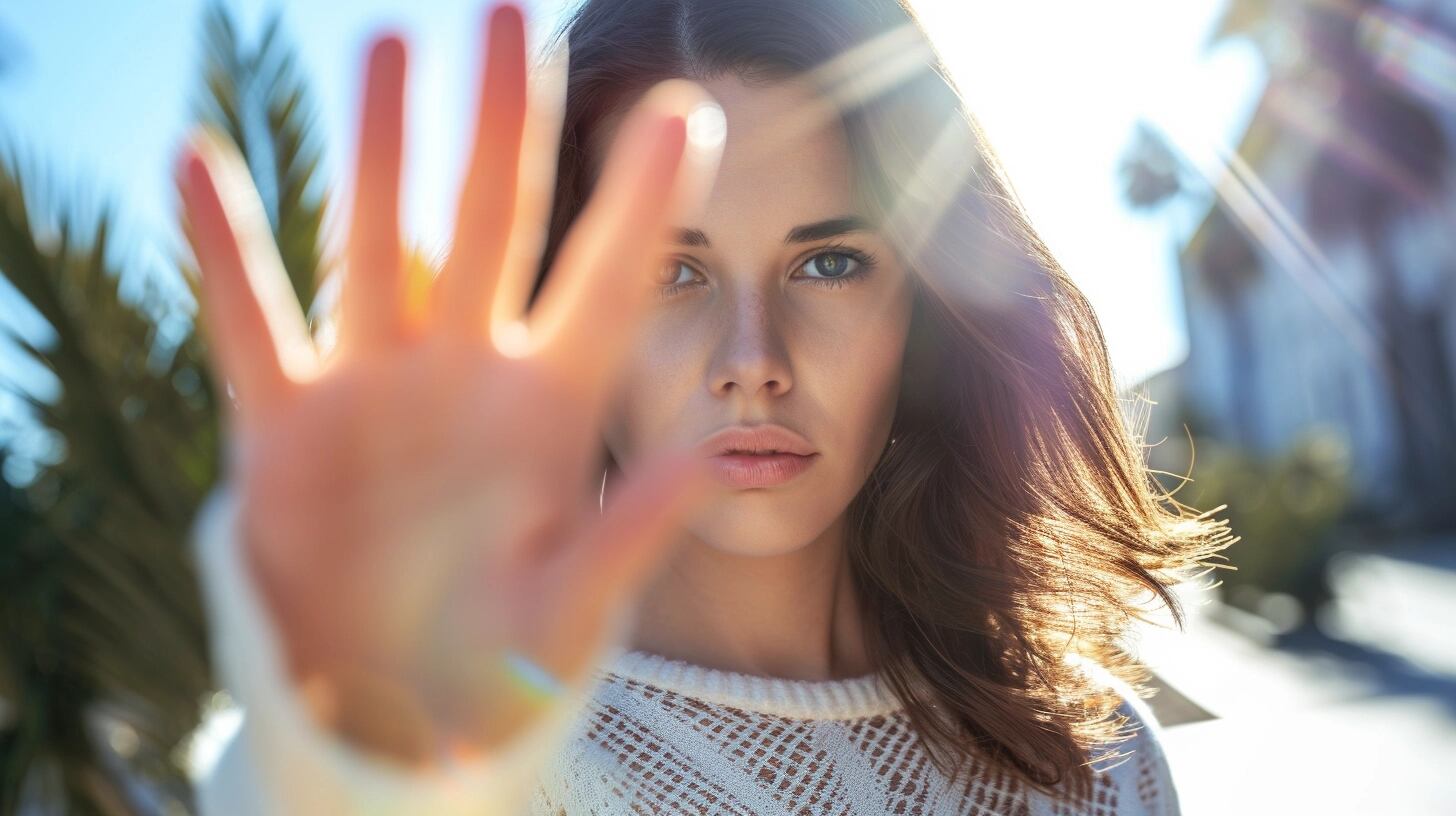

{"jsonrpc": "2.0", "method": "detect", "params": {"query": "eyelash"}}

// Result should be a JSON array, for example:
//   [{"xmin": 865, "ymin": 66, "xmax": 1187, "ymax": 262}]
[{"xmin": 655, "ymin": 241, "xmax": 880, "ymax": 299}]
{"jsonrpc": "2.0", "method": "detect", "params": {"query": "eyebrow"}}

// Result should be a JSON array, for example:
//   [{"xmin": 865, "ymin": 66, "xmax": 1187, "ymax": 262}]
[{"xmin": 673, "ymin": 216, "xmax": 872, "ymax": 248}]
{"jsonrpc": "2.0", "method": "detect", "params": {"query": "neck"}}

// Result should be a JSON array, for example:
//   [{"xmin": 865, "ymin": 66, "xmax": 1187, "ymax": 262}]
[{"xmin": 626, "ymin": 514, "xmax": 873, "ymax": 682}]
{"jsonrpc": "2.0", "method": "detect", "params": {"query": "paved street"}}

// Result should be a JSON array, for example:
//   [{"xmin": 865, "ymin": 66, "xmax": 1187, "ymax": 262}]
[{"xmin": 1131, "ymin": 542, "xmax": 1456, "ymax": 815}]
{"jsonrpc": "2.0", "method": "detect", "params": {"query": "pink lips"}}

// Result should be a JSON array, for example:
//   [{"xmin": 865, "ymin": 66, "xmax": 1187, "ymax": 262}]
[
  {"xmin": 699, "ymin": 424, "xmax": 819, "ymax": 489},
  {"xmin": 709, "ymin": 451, "xmax": 818, "ymax": 488}
]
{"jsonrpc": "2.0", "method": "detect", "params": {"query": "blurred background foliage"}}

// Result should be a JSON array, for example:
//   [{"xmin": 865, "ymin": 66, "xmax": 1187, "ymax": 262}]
[
  {"xmin": 1161, "ymin": 408, "xmax": 1353, "ymax": 615},
  {"xmin": 0, "ymin": 4, "xmax": 328, "ymax": 812}
]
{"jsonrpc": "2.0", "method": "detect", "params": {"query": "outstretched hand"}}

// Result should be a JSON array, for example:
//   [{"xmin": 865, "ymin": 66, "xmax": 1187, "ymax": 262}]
[{"xmin": 178, "ymin": 2, "xmax": 724, "ymax": 764}]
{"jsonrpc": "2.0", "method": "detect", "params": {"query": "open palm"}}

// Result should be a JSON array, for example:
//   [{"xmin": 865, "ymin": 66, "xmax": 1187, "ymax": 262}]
[{"xmin": 178, "ymin": 4, "xmax": 723, "ymax": 764}]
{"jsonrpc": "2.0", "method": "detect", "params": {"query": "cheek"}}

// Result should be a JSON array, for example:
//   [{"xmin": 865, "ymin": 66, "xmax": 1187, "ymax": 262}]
[
  {"xmin": 804, "ymin": 297, "xmax": 911, "ymax": 468},
  {"xmin": 601, "ymin": 324, "xmax": 702, "ymax": 464}
]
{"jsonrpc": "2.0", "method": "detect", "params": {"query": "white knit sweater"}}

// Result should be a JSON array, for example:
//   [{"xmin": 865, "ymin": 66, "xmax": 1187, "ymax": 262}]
[{"xmin": 189, "ymin": 485, "xmax": 1181, "ymax": 815}]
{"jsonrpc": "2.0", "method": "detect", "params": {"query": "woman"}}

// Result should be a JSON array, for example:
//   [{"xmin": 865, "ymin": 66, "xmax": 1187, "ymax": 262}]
[{"xmin": 181, "ymin": 0, "xmax": 1231, "ymax": 812}]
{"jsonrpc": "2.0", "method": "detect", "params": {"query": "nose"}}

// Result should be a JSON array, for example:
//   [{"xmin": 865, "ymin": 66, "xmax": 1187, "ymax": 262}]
[{"xmin": 707, "ymin": 291, "xmax": 793, "ymax": 400}]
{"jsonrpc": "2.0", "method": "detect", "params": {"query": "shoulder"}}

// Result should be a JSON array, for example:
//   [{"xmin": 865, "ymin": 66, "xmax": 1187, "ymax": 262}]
[{"xmin": 1068, "ymin": 655, "xmax": 1182, "ymax": 816}]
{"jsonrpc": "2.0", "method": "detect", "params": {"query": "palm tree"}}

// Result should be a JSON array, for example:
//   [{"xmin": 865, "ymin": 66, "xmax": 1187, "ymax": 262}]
[{"xmin": 0, "ymin": 4, "xmax": 331, "ymax": 812}]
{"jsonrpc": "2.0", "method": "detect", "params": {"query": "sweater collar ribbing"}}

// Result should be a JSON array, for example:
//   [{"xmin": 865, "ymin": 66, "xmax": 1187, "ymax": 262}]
[{"xmin": 594, "ymin": 648, "xmax": 903, "ymax": 720}]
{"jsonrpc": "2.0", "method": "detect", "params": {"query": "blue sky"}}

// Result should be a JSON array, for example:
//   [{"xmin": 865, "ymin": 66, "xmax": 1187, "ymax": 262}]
[{"xmin": 0, "ymin": 0, "xmax": 1264, "ymax": 471}]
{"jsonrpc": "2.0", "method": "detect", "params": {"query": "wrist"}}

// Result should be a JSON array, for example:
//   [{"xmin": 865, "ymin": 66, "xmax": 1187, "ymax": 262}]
[{"xmin": 295, "ymin": 663, "xmax": 443, "ymax": 768}]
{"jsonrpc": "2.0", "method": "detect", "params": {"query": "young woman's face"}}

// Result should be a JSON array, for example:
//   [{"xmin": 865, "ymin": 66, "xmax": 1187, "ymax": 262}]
[{"xmin": 600, "ymin": 75, "xmax": 916, "ymax": 556}]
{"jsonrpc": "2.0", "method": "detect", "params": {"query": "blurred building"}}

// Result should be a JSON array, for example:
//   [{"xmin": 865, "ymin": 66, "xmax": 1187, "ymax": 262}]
[{"xmin": 1139, "ymin": 0, "xmax": 1456, "ymax": 533}]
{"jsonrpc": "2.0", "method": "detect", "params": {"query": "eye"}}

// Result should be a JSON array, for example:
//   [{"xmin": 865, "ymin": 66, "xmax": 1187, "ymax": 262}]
[
  {"xmin": 793, "ymin": 244, "xmax": 878, "ymax": 288},
  {"xmin": 798, "ymin": 252, "xmax": 861, "ymax": 279},
  {"xmin": 653, "ymin": 258, "xmax": 703, "ymax": 298},
  {"xmin": 655, "ymin": 259, "xmax": 695, "ymax": 286}
]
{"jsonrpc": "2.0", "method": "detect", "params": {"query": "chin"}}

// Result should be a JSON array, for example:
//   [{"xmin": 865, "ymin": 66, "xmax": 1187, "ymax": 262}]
[{"xmin": 685, "ymin": 499, "xmax": 836, "ymax": 558}]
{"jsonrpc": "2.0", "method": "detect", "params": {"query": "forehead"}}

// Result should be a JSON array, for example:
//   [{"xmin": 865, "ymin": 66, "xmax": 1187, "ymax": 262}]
[
  {"xmin": 592, "ymin": 74, "xmax": 858, "ymax": 240},
  {"xmin": 699, "ymin": 74, "xmax": 854, "ymax": 210}
]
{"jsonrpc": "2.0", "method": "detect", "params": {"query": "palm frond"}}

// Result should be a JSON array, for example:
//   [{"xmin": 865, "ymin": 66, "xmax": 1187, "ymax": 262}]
[
  {"xmin": 0, "ymin": 154, "xmax": 217, "ymax": 814},
  {"xmin": 0, "ymin": 3, "xmax": 332, "ymax": 813},
  {"xmin": 192, "ymin": 3, "xmax": 332, "ymax": 314}
]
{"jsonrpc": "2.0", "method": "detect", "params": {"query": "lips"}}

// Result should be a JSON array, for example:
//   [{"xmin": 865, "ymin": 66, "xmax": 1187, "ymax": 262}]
[
  {"xmin": 709, "ymin": 451, "xmax": 817, "ymax": 488},
  {"xmin": 699, "ymin": 424, "xmax": 818, "ymax": 489},
  {"xmin": 700, "ymin": 424, "xmax": 817, "ymax": 458}
]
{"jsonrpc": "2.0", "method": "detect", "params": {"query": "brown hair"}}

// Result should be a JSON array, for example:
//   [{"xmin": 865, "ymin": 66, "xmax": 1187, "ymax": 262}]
[{"xmin": 533, "ymin": 0, "xmax": 1233, "ymax": 802}]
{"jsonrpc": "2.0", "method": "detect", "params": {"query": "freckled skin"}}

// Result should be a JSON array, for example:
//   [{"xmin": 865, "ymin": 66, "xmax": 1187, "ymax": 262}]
[{"xmin": 601, "ymin": 75, "xmax": 916, "ymax": 559}]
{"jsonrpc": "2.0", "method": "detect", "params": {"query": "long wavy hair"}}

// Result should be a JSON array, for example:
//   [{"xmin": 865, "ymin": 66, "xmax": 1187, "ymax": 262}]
[{"xmin": 531, "ymin": 0, "xmax": 1234, "ymax": 802}]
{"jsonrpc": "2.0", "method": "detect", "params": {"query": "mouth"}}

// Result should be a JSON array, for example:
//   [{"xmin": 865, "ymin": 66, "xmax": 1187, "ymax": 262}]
[
  {"xmin": 699, "ymin": 424, "xmax": 819, "ymax": 489},
  {"xmin": 707, "ymin": 450, "xmax": 819, "ymax": 489}
]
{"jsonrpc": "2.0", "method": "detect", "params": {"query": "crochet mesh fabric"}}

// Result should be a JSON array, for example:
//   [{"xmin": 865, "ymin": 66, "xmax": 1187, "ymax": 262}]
[{"xmin": 526, "ymin": 651, "xmax": 1178, "ymax": 815}]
